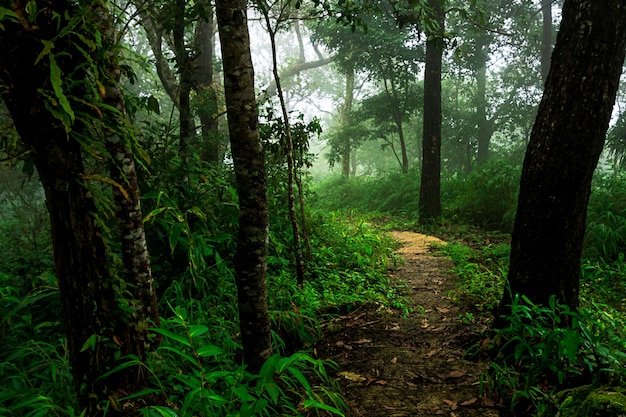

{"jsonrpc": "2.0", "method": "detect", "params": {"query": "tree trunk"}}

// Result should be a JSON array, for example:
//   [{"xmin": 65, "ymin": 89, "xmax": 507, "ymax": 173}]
[
  {"xmin": 193, "ymin": 4, "xmax": 222, "ymax": 165},
  {"xmin": 419, "ymin": 0, "xmax": 444, "ymax": 220},
  {"xmin": 0, "ymin": 2, "xmax": 159, "ymax": 413},
  {"xmin": 215, "ymin": 0, "xmax": 272, "ymax": 373},
  {"xmin": 94, "ymin": 0, "xmax": 161, "ymax": 378},
  {"xmin": 341, "ymin": 64, "xmax": 355, "ymax": 177},
  {"xmin": 262, "ymin": 9, "xmax": 306, "ymax": 285},
  {"xmin": 173, "ymin": 0, "xmax": 195, "ymax": 170},
  {"xmin": 475, "ymin": 32, "xmax": 493, "ymax": 165},
  {"xmin": 541, "ymin": 0, "xmax": 552, "ymax": 84},
  {"xmin": 502, "ymin": 0, "xmax": 626, "ymax": 313}
]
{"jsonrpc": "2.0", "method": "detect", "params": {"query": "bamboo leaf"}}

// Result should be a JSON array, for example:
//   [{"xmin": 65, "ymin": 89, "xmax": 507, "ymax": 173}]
[
  {"xmin": 81, "ymin": 174, "xmax": 130, "ymax": 200},
  {"xmin": 151, "ymin": 328, "xmax": 191, "ymax": 347}
]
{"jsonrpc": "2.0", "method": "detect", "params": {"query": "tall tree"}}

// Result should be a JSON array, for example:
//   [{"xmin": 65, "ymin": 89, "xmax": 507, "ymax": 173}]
[
  {"xmin": 540, "ymin": 0, "xmax": 552, "ymax": 83},
  {"xmin": 0, "ymin": 1, "xmax": 159, "ymax": 413},
  {"xmin": 501, "ymin": 0, "xmax": 626, "ymax": 313},
  {"xmin": 137, "ymin": 0, "xmax": 222, "ymax": 166},
  {"xmin": 215, "ymin": 0, "xmax": 273, "ymax": 372},
  {"xmin": 419, "ymin": 0, "xmax": 445, "ymax": 220}
]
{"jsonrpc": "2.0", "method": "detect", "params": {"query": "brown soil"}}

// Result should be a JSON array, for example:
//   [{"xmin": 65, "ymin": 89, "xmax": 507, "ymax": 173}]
[{"xmin": 316, "ymin": 231, "xmax": 500, "ymax": 417}]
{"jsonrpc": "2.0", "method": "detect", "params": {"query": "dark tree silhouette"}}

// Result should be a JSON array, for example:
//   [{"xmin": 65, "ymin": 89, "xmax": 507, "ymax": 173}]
[
  {"xmin": 502, "ymin": 0, "xmax": 626, "ymax": 313},
  {"xmin": 419, "ymin": 0, "xmax": 445, "ymax": 220}
]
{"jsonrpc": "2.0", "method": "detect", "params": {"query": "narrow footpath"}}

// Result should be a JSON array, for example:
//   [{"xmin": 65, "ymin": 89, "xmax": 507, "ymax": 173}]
[{"xmin": 316, "ymin": 231, "xmax": 500, "ymax": 417}]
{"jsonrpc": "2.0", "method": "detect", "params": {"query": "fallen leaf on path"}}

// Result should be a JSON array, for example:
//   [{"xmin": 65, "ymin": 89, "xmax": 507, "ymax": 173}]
[
  {"xmin": 482, "ymin": 397, "xmax": 496, "ymax": 407},
  {"xmin": 443, "ymin": 369, "xmax": 468, "ymax": 380},
  {"xmin": 430, "ymin": 326, "xmax": 447, "ymax": 332},
  {"xmin": 337, "ymin": 371, "xmax": 367, "ymax": 382},
  {"xmin": 443, "ymin": 399, "xmax": 458, "ymax": 410},
  {"xmin": 425, "ymin": 348, "xmax": 441, "ymax": 358},
  {"xmin": 436, "ymin": 307, "xmax": 450, "ymax": 313},
  {"xmin": 354, "ymin": 338, "xmax": 372, "ymax": 344},
  {"xmin": 420, "ymin": 319, "xmax": 430, "ymax": 328},
  {"xmin": 460, "ymin": 397, "xmax": 478, "ymax": 406},
  {"xmin": 390, "ymin": 357, "xmax": 397, "ymax": 364},
  {"xmin": 374, "ymin": 379, "xmax": 387, "ymax": 385}
]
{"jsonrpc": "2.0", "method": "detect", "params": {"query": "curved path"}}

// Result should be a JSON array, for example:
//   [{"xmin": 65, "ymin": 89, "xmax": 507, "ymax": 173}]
[{"xmin": 317, "ymin": 231, "xmax": 500, "ymax": 417}]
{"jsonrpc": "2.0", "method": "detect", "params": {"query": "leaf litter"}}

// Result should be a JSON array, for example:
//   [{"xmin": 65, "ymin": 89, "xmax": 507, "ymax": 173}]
[{"xmin": 315, "ymin": 231, "xmax": 500, "ymax": 416}]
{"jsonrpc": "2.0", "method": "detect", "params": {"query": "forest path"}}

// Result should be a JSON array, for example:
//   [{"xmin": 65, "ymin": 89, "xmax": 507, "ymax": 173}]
[{"xmin": 316, "ymin": 231, "xmax": 500, "ymax": 417}]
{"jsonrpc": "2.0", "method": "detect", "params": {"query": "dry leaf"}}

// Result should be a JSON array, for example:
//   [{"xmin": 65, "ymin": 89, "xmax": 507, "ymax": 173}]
[
  {"xmin": 443, "ymin": 369, "xmax": 468, "ymax": 380},
  {"xmin": 425, "ymin": 348, "xmax": 441, "ymax": 358},
  {"xmin": 430, "ymin": 326, "xmax": 447, "ymax": 332},
  {"xmin": 390, "ymin": 357, "xmax": 397, "ymax": 364},
  {"xmin": 482, "ymin": 397, "xmax": 496, "ymax": 407},
  {"xmin": 460, "ymin": 397, "xmax": 478, "ymax": 406},
  {"xmin": 374, "ymin": 379, "xmax": 387, "ymax": 385},
  {"xmin": 420, "ymin": 319, "xmax": 430, "ymax": 328},
  {"xmin": 443, "ymin": 399, "xmax": 458, "ymax": 410},
  {"xmin": 337, "ymin": 371, "xmax": 366, "ymax": 382},
  {"xmin": 436, "ymin": 307, "xmax": 450, "ymax": 313},
  {"xmin": 354, "ymin": 339, "xmax": 372, "ymax": 344}
]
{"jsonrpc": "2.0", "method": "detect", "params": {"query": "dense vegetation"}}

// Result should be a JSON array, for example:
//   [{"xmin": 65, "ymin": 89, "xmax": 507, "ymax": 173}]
[
  {"xmin": 1, "ymin": 0, "xmax": 625, "ymax": 416},
  {"xmin": 314, "ymin": 166, "xmax": 626, "ymax": 415}
]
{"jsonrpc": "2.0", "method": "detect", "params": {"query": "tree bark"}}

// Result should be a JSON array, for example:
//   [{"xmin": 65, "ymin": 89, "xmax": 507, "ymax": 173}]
[
  {"xmin": 0, "ymin": 2, "xmax": 159, "ymax": 413},
  {"xmin": 502, "ymin": 0, "xmax": 626, "ymax": 313},
  {"xmin": 341, "ymin": 64, "xmax": 355, "ymax": 177},
  {"xmin": 193, "ymin": 3, "xmax": 222, "ymax": 165},
  {"xmin": 93, "ymin": 1, "xmax": 161, "ymax": 374},
  {"xmin": 475, "ymin": 32, "xmax": 494, "ymax": 165},
  {"xmin": 419, "ymin": 0, "xmax": 444, "ymax": 220},
  {"xmin": 541, "ymin": 0, "xmax": 552, "ymax": 84},
  {"xmin": 215, "ymin": 0, "xmax": 273, "ymax": 373}
]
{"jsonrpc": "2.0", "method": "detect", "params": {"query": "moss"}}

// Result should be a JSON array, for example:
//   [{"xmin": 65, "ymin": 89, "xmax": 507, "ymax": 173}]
[
  {"xmin": 580, "ymin": 388, "xmax": 626, "ymax": 417},
  {"xmin": 542, "ymin": 385, "xmax": 626, "ymax": 417}
]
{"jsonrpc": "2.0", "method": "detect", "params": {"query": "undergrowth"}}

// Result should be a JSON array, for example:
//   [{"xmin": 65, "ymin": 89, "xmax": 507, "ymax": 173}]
[{"xmin": 0, "ymin": 207, "xmax": 402, "ymax": 416}]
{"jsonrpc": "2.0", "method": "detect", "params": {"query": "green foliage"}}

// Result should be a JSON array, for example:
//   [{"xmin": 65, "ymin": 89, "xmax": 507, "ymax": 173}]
[
  {"xmin": 0, "ymin": 273, "xmax": 77, "ymax": 417},
  {"xmin": 437, "ymin": 240, "xmax": 508, "ymax": 311},
  {"xmin": 584, "ymin": 174, "xmax": 626, "ymax": 260},
  {"xmin": 311, "ymin": 171, "xmax": 421, "ymax": 218},
  {"xmin": 443, "ymin": 159, "xmax": 521, "ymax": 232},
  {"xmin": 142, "ymin": 306, "xmax": 346, "ymax": 417},
  {"xmin": 477, "ymin": 295, "xmax": 626, "ymax": 415}
]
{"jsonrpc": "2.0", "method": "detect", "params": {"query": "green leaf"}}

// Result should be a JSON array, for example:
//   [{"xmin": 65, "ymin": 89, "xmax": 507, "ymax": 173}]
[
  {"xmin": 151, "ymin": 328, "xmax": 191, "ymax": 347},
  {"xmin": 80, "ymin": 334, "xmax": 97, "ymax": 352},
  {"xmin": 265, "ymin": 381, "xmax": 281, "ymax": 405},
  {"xmin": 287, "ymin": 366, "xmax": 311, "ymax": 394},
  {"xmin": 0, "ymin": 7, "xmax": 21, "ymax": 30},
  {"xmin": 188, "ymin": 325, "xmax": 209, "ymax": 338},
  {"xmin": 303, "ymin": 399, "xmax": 345, "ymax": 416},
  {"xmin": 143, "ymin": 405, "xmax": 179, "ymax": 417},
  {"xmin": 158, "ymin": 346, "xmax": 198, "ymax": 368},
  {"xmin": 197, "ymin": 344, "xmax": 224, "ymax": 357},
  {"xmin": 35, "ymin": 39, "xmax": 54, "ymax": 66},
  {"xmin": 48, "ymin": 53, "xmax": 75, "ymax": 126},
  {"xmin": 257, "ymin": 354, "xmax": 280, "ymax": 388},
  {"xmin": 147, "ymin": 95, "xmax": 160, "ymax": 114},
  {"xmin": 168, "ymin": 222, "xmax": 185, "ymax": 253},
  {"xmin": 240, "ymin": 399, "xmax": 268, "ymax": 417}
]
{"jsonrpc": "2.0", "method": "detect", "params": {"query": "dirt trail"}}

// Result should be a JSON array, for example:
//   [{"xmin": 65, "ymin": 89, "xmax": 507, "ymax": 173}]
[{"xmin": 316, "ymin": 231, "xmax": 499, "ymax": 417}]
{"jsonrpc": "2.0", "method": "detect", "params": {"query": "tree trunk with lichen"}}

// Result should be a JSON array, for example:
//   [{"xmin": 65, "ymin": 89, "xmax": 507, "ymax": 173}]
[{"xmin": 0, "ymin": 2, "xmax": 160, "ymax": 414}]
